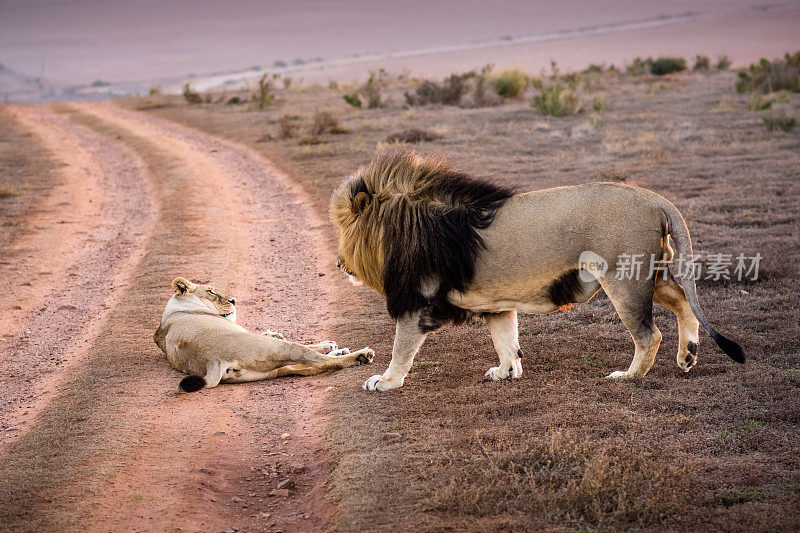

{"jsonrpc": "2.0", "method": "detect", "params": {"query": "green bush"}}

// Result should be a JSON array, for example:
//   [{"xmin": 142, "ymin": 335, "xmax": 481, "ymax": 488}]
[
  {"xmin": 493, "ymin": 69, "xmax": 529, "ymax": 98},
  {"xmin": 531, "ymin": 84, "xmax": 582, "ymax": 117},
  {"xmin": 716, "ymin": 55, "xmax": 732, "ymax": 70},
  {"xmin": 736, "ymin": 53, "xmax": 800, "ymax": 93},
  {"xmin": 649, "ymin": 57, "xmax": 687, "ymax": 76}
]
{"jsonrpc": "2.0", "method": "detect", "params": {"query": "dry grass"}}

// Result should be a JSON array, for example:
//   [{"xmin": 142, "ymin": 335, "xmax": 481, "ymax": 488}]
[
  {"xmin": 136, "ymin": 67, "xmax": 800, "ymax": 531},
  {"xmin": 0, "ymin": 184, "xmax": 20, "ymax": 197}
]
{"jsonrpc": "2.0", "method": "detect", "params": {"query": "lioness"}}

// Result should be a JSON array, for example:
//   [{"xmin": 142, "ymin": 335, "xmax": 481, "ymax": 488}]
[
  {"xmin": 154, "ymin": 277, "xmax": 374, "ymax": 392},
  {"xmin": 330, "ymin": 148, "xmax": 745, "ymax": 392}
]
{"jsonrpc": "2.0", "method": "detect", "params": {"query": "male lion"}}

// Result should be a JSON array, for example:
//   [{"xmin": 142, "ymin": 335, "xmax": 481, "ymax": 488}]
[
  {"xmin": 330, "ymin": 148, "xmax": 745, "ymax": 392},
  {"xmin": 154, "ymin": 277, "xmax": 374, "ymax": 392}
]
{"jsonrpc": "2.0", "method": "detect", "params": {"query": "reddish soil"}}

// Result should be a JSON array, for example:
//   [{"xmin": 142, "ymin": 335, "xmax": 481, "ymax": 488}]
[{"xmin": 0, "ymin": 102, "xmax": 369, "ymax": 531}]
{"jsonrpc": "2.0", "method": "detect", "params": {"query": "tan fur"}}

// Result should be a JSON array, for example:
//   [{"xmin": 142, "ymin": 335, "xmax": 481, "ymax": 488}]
[
  {"xmin": 154, "ymin": 277, "xmax": 374, "ymax": 391},
  {"xmin": 331, "ymin": 150, "xmax": 738, "ymax": 391}
]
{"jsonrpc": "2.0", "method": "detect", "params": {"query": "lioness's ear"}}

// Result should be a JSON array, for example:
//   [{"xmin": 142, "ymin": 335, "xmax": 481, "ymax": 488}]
[
  {"xmin": 352, "ymin": 191, "xmax": 370, "ymax": 214},
  {"xmin": 172, "ymin": 277, "xmax": 196, "ymax": 294}
]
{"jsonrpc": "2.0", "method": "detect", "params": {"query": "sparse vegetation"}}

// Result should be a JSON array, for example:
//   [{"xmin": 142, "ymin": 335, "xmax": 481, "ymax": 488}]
[
  {"xmin": 736, "ymin": 53, "xmax": 800, "ymax": 94},
  {"xmin": 693, "ymin": 55, "xmax": 710, "ymax": 71},
  {"xmin": 341, "ymin": 71, "xmax": 386, "ymax": 109},
  {"xmin": 649, "ymin": 57, "xmax": 687, "ymax": 76},
  {"xmin": 385, "ymin": 128, "xmax": 441, "ymax": 143},
  {"xmin": 493, "ymin": 69, "xmax": 529, "ymax": 99},
  {"xmin": 592, "ymin": 96, "xmax": 607, "ymax": 112},
  {"xmin": 532, "ymin": 83, "xmax": 582, "ymax": 117},
  {"xmin": 626, "ymin": 57, "xmax": 650, "ymax": 76},
  {"xmin": 149, "ymin": 86, "xmax": 161, "ymax": 96},
  {"xmin": 226, "ymin": 96, "xmax": 242, "ymax": 105},
  {"xmin": 297, "ymin": 135, "xmax": 326, "ymax": 146},
  {"xmin": 182, "ymin": 83, "xmax": 203, "ymax": 105},
  {"xmin": 762, "ymin": 112, "xmax": 797, "ymax": 132}
]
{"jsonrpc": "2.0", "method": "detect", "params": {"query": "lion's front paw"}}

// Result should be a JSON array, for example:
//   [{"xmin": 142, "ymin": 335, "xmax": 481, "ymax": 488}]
[
  {"xmin": 355, "ymin": 348, "xmax": 375, "ymax": 365},
  {"xmin": 605, "ymin": 370, "xmax": 629, "ymax": 380},
  {"xmin": 261, "ymin": 330, "xmax": 285, "ymax": 340},
  {"xmin": 363, "ymin": 374, "xmax": 401, "ymax": 392},
  {"xmin": 316, "ymin": 340, "xmax": 338, "ymax": 352},
  {"xmin": 485, "ymin": 362, "xmax": 522, "ymax": 382}
]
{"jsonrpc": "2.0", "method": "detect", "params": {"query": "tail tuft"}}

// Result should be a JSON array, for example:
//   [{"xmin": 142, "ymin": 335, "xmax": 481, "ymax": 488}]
[
  {"xmin": 712, "ymin": 333, "xmax": 746, "ymax": 364},
  {"xmin": 179, "ymin": 375, "xmax": 206, "ymax": 392}
]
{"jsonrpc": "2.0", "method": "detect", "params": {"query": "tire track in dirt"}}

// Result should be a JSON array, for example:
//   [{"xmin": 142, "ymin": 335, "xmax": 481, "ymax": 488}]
[{"xmin": 0, "ymin": 102, "xmax": 349, "ymax": 532}]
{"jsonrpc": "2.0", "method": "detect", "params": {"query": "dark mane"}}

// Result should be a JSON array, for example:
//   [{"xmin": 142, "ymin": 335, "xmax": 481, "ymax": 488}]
[{"xmin": 357, "ymin": 149, "xmax": 515, "ymax": 328}]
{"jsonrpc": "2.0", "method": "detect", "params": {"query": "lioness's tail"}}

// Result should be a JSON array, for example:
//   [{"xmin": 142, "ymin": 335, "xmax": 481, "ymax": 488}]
[
  {"xmin": 178, "ymin": 375, "xmax": 207, "ymax": 392},
  {"xmin": 660, "ymin": 199, "xmax": 745, "ymax": 364}
]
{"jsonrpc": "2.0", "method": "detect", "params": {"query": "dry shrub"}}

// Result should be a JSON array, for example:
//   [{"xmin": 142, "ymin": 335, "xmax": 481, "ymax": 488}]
[
  {"xmin": 297, "ymin": 135, "xmax": 326, "ymax": 146},
  {"xmin": 278, "ymin": 115, "xmax": 299, "ymax": 139},
  {"xmin": 405, "ymin": 71, "xmax": 476, "ymax": 106},
  {"xmin": 254, "ymin": 73, "xmax": 277, "ymax": 109},
  {"xmin": 182, "ymin": 83, "xmax": 202, "ymax": 105},
  {"xmin": 311, "ymin": 112, "xmax": 348, "ymax": 135},
  {"xmin": 385, "ymin": 128, "xmax": 441, "ymax": 143}
]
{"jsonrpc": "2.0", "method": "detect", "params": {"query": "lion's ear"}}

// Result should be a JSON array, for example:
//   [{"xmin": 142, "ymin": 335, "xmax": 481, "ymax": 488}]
[
  {"xmin": 352, "ymin": 191, "xmax": 370, "ymax": 214},
  {"xmin": 172, "ymin": 277, "xmax": 196, "ymax": 294}
]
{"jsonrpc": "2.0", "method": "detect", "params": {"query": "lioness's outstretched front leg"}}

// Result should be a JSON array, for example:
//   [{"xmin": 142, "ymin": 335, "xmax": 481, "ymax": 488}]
[
  {"xmin": 364, "ymin": 311, "xmax": 427, "ymax": 392},
  {"xmin": 485, "ymin": 310, "xmax": 523, "ymax": 381}
]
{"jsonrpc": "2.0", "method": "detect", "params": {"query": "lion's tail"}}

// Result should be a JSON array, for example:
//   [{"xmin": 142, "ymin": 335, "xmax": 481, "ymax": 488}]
[
  {"xmin": 177, "ymin": 360, "xmax": 223, "ymax": 393},
  {"xmin": 660, "ymin": 199, "xmax": 745, "ymax": 364}
]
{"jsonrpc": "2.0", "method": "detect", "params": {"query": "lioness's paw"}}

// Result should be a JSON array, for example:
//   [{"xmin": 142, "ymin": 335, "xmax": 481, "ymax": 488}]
[
  {"xmin": 316, "ymin": 340, "xmax": 338, "ymax": 352},
  {"xmin": 485, "ymin": 366, "xmax": 510, "ymax": 381},
  {"xmin": 355, "ymin": 348, "xmax": 375, "ymax": 365},
  {"xmin": 363, "ymin": 374, "xmax": 400, "ymax": 392},
  {"xmin": 261, "ymin": 330, "xmax": 285, "ymax": 340},
  {"xmin": 605, "ymin": 370, "xmax": 629, "ymax": 380},
  {"xmin": 328, "ymin": 347, "xmax": 351, "ymax": 357}
]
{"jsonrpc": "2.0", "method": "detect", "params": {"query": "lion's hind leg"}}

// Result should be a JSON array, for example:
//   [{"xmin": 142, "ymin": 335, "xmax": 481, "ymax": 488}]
[
  {"xmin": 654, "ymin": 271, "xmax": 700, "ymax": 372},
  {"xmin": 484, "ymin": 310, "xmax": 523, "ymax": 381},
  {"xmin": 601, "ymin": 279, "xmax": 662, "ymax": 379},
  {"xmin": 221, "ymin": 364, "xmax": 319, "ymax": 382}
]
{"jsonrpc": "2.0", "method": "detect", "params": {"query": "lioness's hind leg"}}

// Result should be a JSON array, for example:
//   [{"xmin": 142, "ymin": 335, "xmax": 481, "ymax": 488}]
[
  {"xmin": 654, "ymin": 272, "xmax": 700, "ymax": 372},
  {"xmin": 601, "ymin": 280, "xmax": 662, "ymax": 379},
  {"xmin": 485, "ymin": 310, "xmax": 523, "ymax": 381}
]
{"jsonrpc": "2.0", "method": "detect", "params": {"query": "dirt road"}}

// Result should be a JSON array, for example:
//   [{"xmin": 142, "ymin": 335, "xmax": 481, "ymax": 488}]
[{"xmin": 0, "ymin": 102, "xmax": 358, "ymax": 531}]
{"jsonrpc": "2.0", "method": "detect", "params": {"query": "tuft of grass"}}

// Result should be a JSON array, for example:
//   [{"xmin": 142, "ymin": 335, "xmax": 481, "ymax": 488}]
[
  {"xmin": 762, "ymin": 113, "xmax": 797, "ymax": 132},
  {"xmin": 736, "ymin": 53, "xmax": 800, "ymax": 93},
  {"xmin": 363, "ymin": 70, "xmax": 385, "ymax": 109},
  {"xmin": 649, "ymin": 57, "xmax": 687, "ymax": 76},
  {"xmin": 716, "ymin": 55, "xmax": 732, "ymax": 70},
  {"xmin": 0, "ymin": 184, "xmax": 20, "ymax": 198},
  {"xmin": 182, "ymin": 83, "xmax": 203, "ymax": 105},
  {"xmin": 493, "ymin": 69, "xmax": 529, "ymax": 99},
  {"xmin": 693, "ymin": 55, "xmax": 710, "ymax": 71},
  {"xmin": 531, "ymin": 83, "xmax": 582, "ymax": 117},
  {"xmin": 311, "ymin": 111, "xmax": 348, "ymax": 135},
  {"xmin": 385, "ymin": 128, "xmax": 441, "ymax": 143},
  {"xmin": 715, "ymin": 487, "xmax": 762, "ymax": 507},
  {"xmin": 148, "ymin": 86, "xmax": 161, "ymax": 95}
]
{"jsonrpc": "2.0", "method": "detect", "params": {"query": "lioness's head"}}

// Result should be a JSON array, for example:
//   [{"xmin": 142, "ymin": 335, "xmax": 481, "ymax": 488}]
[{"xmin": 171, "ymin": 277, "xmax": 237, "ymax": 322}]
